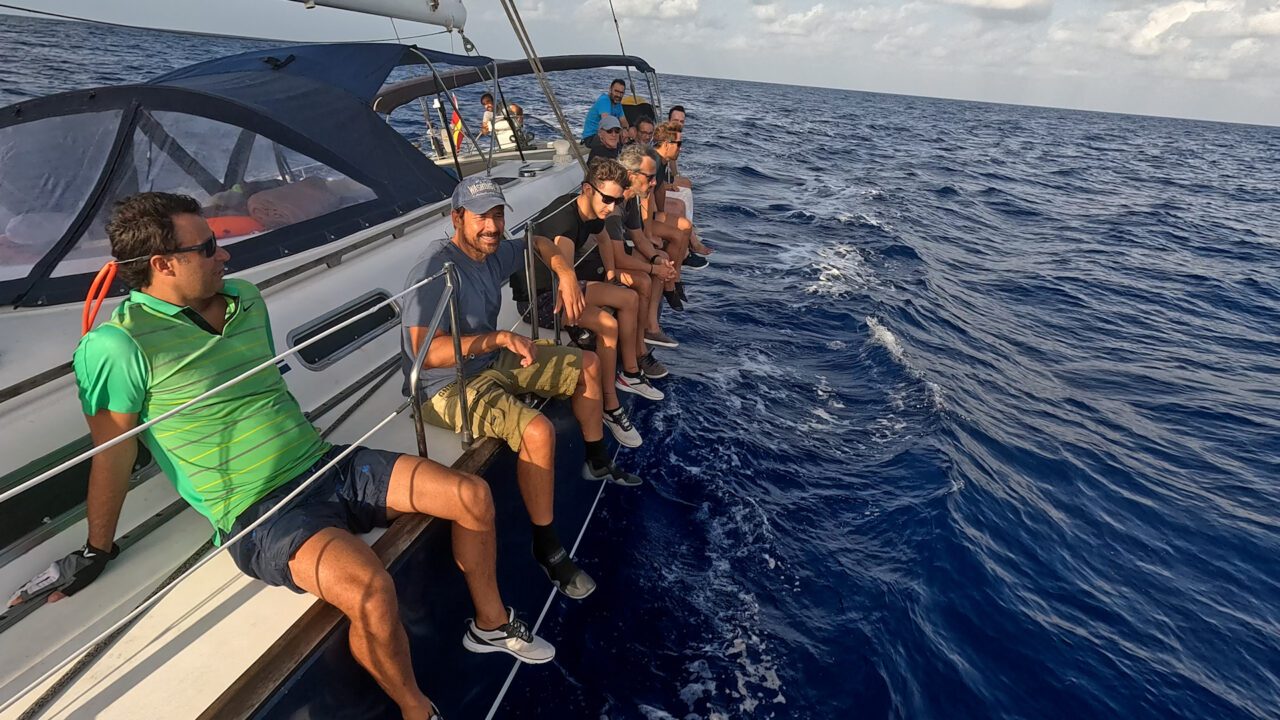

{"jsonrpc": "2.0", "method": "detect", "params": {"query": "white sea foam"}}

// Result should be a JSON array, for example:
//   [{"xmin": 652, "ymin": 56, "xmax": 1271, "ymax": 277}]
[{"xmin": 865, "ymin": 316, "xmax": 906, "ymax": 364}]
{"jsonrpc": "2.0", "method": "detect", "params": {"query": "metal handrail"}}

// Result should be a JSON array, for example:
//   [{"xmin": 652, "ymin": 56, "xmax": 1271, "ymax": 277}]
[
  {"xmin": 0, "ymin": 268, "xmax": 450, "ymax": 506},
  {"xmin": 406, "ymin": 261, "xmax": 474, "ymax": 458}
]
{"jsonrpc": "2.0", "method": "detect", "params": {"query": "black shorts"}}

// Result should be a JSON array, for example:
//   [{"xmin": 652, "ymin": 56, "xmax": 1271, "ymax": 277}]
[
  {"xmin": 227, "ymin": 445, "xmax": 400, "ymax": 593},
  {"xmin": 533, "ymin": 281, "xmax": 589, "ymax": 327}
]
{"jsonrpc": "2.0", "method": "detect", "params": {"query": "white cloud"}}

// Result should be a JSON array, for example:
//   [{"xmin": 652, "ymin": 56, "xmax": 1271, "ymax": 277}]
[{"xmin": 1125, "ymin": 0, "xmax": 1235, "ymax": 56}]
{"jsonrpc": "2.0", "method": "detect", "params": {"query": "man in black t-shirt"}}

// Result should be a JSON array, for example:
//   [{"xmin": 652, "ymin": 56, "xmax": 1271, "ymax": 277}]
[
  {"xmin": 583, "ymin": 115, "xmax": 623, "ymax": 162},
  {"xmin": 526, "ymin": 158, "xmax": 663, "ymax": 445}
]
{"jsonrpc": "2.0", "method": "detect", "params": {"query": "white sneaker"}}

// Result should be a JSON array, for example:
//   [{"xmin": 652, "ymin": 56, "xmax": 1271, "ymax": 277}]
[
  {"xmin": 616, "ymin": 372, "xmax": 664, "ymax": 401},
  {"xmin": 603, "ymin": 405, "xmax": 642, "ymax": 447},
  {"xmin": 462, "ymin": 607, "xmax": 555, "ymax": 664}
]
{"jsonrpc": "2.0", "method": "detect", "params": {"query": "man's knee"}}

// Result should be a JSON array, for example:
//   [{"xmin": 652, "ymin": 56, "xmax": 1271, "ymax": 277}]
[
  {"xmin": 520, "ymin": 414, "xmax": 556, "ymax": 454},
  {"xmin": 581, "ymin": 350, "xmax": 600, "ymax": 375},
  {"xmin": 457, "ymin": 472, "xmax": 495, "ymax": 527}
]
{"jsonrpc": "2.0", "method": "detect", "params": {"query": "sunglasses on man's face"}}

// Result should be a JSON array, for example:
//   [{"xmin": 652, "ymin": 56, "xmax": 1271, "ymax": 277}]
[
  {"xmin": 116, "ymin": 234, "xmax": 218, "ymax": 265},
  {"xmin": 171, "ymin": 235, "xmax": 219, "ymax": 258},
  {"xmin": 603, "ymin": 128, "xmax": 621, "ymax": 135},
  {"xmin": 632, "ymin": 170, "xmax": 656, "ymax": 181},
  {"xmin": 589, "ymin": 183, "xmax": 624, "ymax": 206}
]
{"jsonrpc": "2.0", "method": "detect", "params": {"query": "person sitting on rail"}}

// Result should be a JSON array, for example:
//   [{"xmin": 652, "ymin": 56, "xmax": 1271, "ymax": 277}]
[
  {"xmin": 524, "ymin": 159, "xmax": 664, "ymax": 431},
  {"xmin": 581, "ymin": 78, "xmax": 629, "ymax": 140},
  {"xmin": 657, "ymin": 108, "xmax": 713, "ymax": 262},
  {"xmin": 400, "ymin": 176, "xmax": 646, "ymax": 599},
  {"xmin": 643, "ymin": 122, "xmax": 699, "ymax": 308},
  {"xmin": 479, "ymin": 92, "xmax": 496, "ymax": 137},
  {"xmin": 611, "ymin": 143, "xmax": 680, "ymax": 358},
  {"xmin": 6, "ymin": 192, "xmax": 548, "ymax": 720},
  {"xmin": 584, "ymin": 114, "xmax": 623, "ymax": 162},
  {"xmin": 629, "ymin": 116, "xmax": 656, "ymax": 147}
]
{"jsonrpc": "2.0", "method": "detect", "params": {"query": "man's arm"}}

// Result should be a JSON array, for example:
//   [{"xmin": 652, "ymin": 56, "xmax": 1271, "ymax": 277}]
[
  {"xmin": 627, "ymin": 228, "xmax": 677, "ymax": 281},
  {"xmin": 532, "ymin": 233, "xmax": 585, "ymax": 322},
  {"xmin": 406, "ymin": 327, "xmax": 534, "ymax": 370},
  {"xmin": 84, "ymin": 410, "xmax": 140, "ymax": 551},
  {"xmin": 596, "ymin": 226, "xmax": 618, "ymax": 278}
]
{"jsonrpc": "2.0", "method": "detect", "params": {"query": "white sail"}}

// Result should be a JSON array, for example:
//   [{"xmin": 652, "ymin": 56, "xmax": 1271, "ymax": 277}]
[{"xmin": 285, "ymin": 0, "xmax": 467, "ymax": 30}]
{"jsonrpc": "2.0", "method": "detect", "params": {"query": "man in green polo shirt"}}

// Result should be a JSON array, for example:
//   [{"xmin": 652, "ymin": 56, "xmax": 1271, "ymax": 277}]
[{"xmin": 8, "ymin": 192, "xmax": 545, "ymax": 720}]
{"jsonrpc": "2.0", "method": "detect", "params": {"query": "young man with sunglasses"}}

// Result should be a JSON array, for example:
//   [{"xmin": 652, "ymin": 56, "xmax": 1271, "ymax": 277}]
[
  {"xmin": 12, "ymin": 192, "xmax": 550, "ymax": 720},
  {"xmin": 653, "ymin": 118, "xmax": 713, "ymax": 265},
  {"xmin": 584, "ymin": 114, "xmax": 623, "ymax": 162},
  {"xmin": 524, "ymin": 159, "xmax": 664, "ymax": 443}
]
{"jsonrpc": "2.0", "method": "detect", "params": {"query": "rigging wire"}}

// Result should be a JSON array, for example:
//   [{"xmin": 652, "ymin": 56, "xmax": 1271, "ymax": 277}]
[
  {"xmin": 606, "ymin": 0, "xmax": 638, "ymax": 98},
  {"xmin": 0, "ymin": 2, "xmax": 449, "ymax": 44},
  {"xmin": 497, "ymin": 0, "xmax": 588, "ymax": 171}
]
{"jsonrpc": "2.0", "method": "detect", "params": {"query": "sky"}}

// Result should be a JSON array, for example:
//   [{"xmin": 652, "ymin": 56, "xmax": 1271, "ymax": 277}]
[{"xmin": 5, "ymin": 0, "xmax": 1279, "ymax": 126}]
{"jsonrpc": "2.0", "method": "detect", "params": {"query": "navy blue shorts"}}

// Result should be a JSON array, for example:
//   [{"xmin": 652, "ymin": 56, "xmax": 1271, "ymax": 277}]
[{"xmin": 227, "ymin": 445, "xmax": 400, "ymax": 593}]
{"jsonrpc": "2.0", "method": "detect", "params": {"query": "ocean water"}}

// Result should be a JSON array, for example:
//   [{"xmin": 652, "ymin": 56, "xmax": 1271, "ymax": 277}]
[{"xmin": 4, "ymin": 12, "xmax": 1280, "ymax": 720}]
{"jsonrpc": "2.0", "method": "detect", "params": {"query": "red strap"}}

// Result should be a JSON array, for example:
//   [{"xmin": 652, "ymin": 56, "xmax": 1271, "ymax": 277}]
[{"xmin": 82, "ymin": 262, "xmax": 118, "ymax": 336}]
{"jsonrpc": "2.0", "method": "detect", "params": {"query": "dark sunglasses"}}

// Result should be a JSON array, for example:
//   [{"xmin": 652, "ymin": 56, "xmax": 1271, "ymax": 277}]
[
  {"xmin": 589, "ymin": 183, "xmax": 624, "ymax": 206},
  {"xmin": 632, "ymin": 170, "xmax": 656, "ymax": 181},
  {"xmin": 170, "ymin": 235, "xmax": 219, "ymax": 258},
  {"xmin": 115, "ymin": 234, "xmax": 218, "ymax": 265},
  {"xmin": 603, "ymin": 128, "xmax": 621, "ymax": 135}
]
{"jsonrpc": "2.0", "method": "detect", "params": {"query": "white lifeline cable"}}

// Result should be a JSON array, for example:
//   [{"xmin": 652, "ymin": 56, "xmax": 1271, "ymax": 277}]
[
  {"xmin": 0, "ymin": 402, "xmax": 410, "ymax": 716},
  {"xmin": 482, "ymin": 449, "xmax": 616, "ymax": 720},
  {"xmin": 0, "ymin": 267, "xmax": 448, "ymax": 507}
]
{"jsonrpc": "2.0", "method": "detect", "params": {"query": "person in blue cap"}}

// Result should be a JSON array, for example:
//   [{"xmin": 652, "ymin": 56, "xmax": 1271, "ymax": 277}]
[{"xmin": 400, "ymin": 176, "xmax": 644, "ymax": 603}]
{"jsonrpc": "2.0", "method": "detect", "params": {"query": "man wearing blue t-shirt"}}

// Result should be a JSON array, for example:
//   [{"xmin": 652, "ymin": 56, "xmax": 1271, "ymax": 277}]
[{"xmin": 582, "ymin": 79, "xmax": 629, "ymax": 140}]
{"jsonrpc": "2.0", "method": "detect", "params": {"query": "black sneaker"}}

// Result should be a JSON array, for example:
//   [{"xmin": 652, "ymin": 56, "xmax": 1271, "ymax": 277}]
[
  {"xmin": 683, "ymin": 253, "xmax": 709, "ymax": 270},
  {"xmin": 663, "ymin": 290, "xmax": 684, "ymax": 312},
  {"xmin": 536, "ymin": 546, "xmax": 597, "ymax": 599},
  {"xmin": 582, "ymin": 460, "xmax": 643, "ymax": 487},
  {"xmin": 676, "ymin": 281, "xmax": 688, "ymax": 302}
]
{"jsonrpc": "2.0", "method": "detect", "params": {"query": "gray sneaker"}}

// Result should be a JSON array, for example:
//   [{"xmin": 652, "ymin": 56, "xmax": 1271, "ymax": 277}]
[
  {"xmin": 603, "ymin": 405, "xmax": 642, "ymax": 447},
  {"xmin": 463, "ymin": 607, "xmax": 556, "ymax": 663},
  {"xmin": 582, "ymin": 460, "xmax": 643, "ymax": 487},
  {"xmin": 616, "ymin": 372, "xmax": 664, "ymax": 401},
  {"xmin": 639, "ymin": 352, "xmax": 668, "ymax": 379},
  {"xmin": 644, "ymin": 329, "xmax": 679, "ymax": 348}
]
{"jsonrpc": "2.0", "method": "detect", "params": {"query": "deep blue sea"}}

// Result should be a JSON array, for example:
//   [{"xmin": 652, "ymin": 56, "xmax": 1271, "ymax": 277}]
[{"xmin": 4, "ymin": 12, "xmax": 1280, "ymax": 720}]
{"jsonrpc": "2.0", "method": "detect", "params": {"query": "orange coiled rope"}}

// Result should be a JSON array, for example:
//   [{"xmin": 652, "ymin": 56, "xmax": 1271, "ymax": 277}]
[{"xmin": 81, "ymin": 261, "xmax": 119, "ymax": 335}]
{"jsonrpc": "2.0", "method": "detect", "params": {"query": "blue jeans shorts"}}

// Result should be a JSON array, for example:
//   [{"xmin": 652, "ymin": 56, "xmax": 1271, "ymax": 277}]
[{"xmin": 227, "ymin": 445, "xmax": 400, "ymax": 593}]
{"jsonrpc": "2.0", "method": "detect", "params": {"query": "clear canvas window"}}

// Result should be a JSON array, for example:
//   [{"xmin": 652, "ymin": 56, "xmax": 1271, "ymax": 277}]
[
  {"xmin": 52, "ymin": 110, "xmax": 376, "ymax": 278},
  {"xmin": 0, "ymin": 111, "xmax": 123, "ymax": 281}
]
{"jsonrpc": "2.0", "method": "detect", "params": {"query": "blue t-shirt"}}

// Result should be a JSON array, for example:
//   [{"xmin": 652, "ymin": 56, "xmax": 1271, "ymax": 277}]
[
  {"xmin": 582, "ymin": 93, "xmax": 622, "ymax": 139},
  {"xmin": 401, "ymin": 237, "xmax": 525, "ymax": 396}
]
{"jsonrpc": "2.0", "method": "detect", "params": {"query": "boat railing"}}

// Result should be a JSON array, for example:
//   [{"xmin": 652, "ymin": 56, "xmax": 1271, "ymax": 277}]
[
  {"xmin": 408, "ymin": 261, "xmax": 475, "ymax": 454},
  {"xmin": 0, "ymin": 263, "xmax": 473, "ymax": 715}
]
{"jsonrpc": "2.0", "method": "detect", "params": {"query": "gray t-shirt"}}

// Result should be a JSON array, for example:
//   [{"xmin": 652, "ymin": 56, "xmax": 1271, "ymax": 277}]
[{"xmin": 401, "ymin": 236, "xmax": 525, "ymax": 396}]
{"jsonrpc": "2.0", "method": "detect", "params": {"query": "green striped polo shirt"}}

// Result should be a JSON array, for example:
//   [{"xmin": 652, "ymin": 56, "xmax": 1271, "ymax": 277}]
[{"xmin": 73, "ymin": 279, "xmax": 330, "ymax": 537}]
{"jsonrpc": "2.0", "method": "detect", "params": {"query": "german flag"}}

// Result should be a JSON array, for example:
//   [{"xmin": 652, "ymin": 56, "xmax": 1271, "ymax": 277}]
[{"xmin": 450, "ymin": 94, "xmax": 465, "ymax": 150}]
